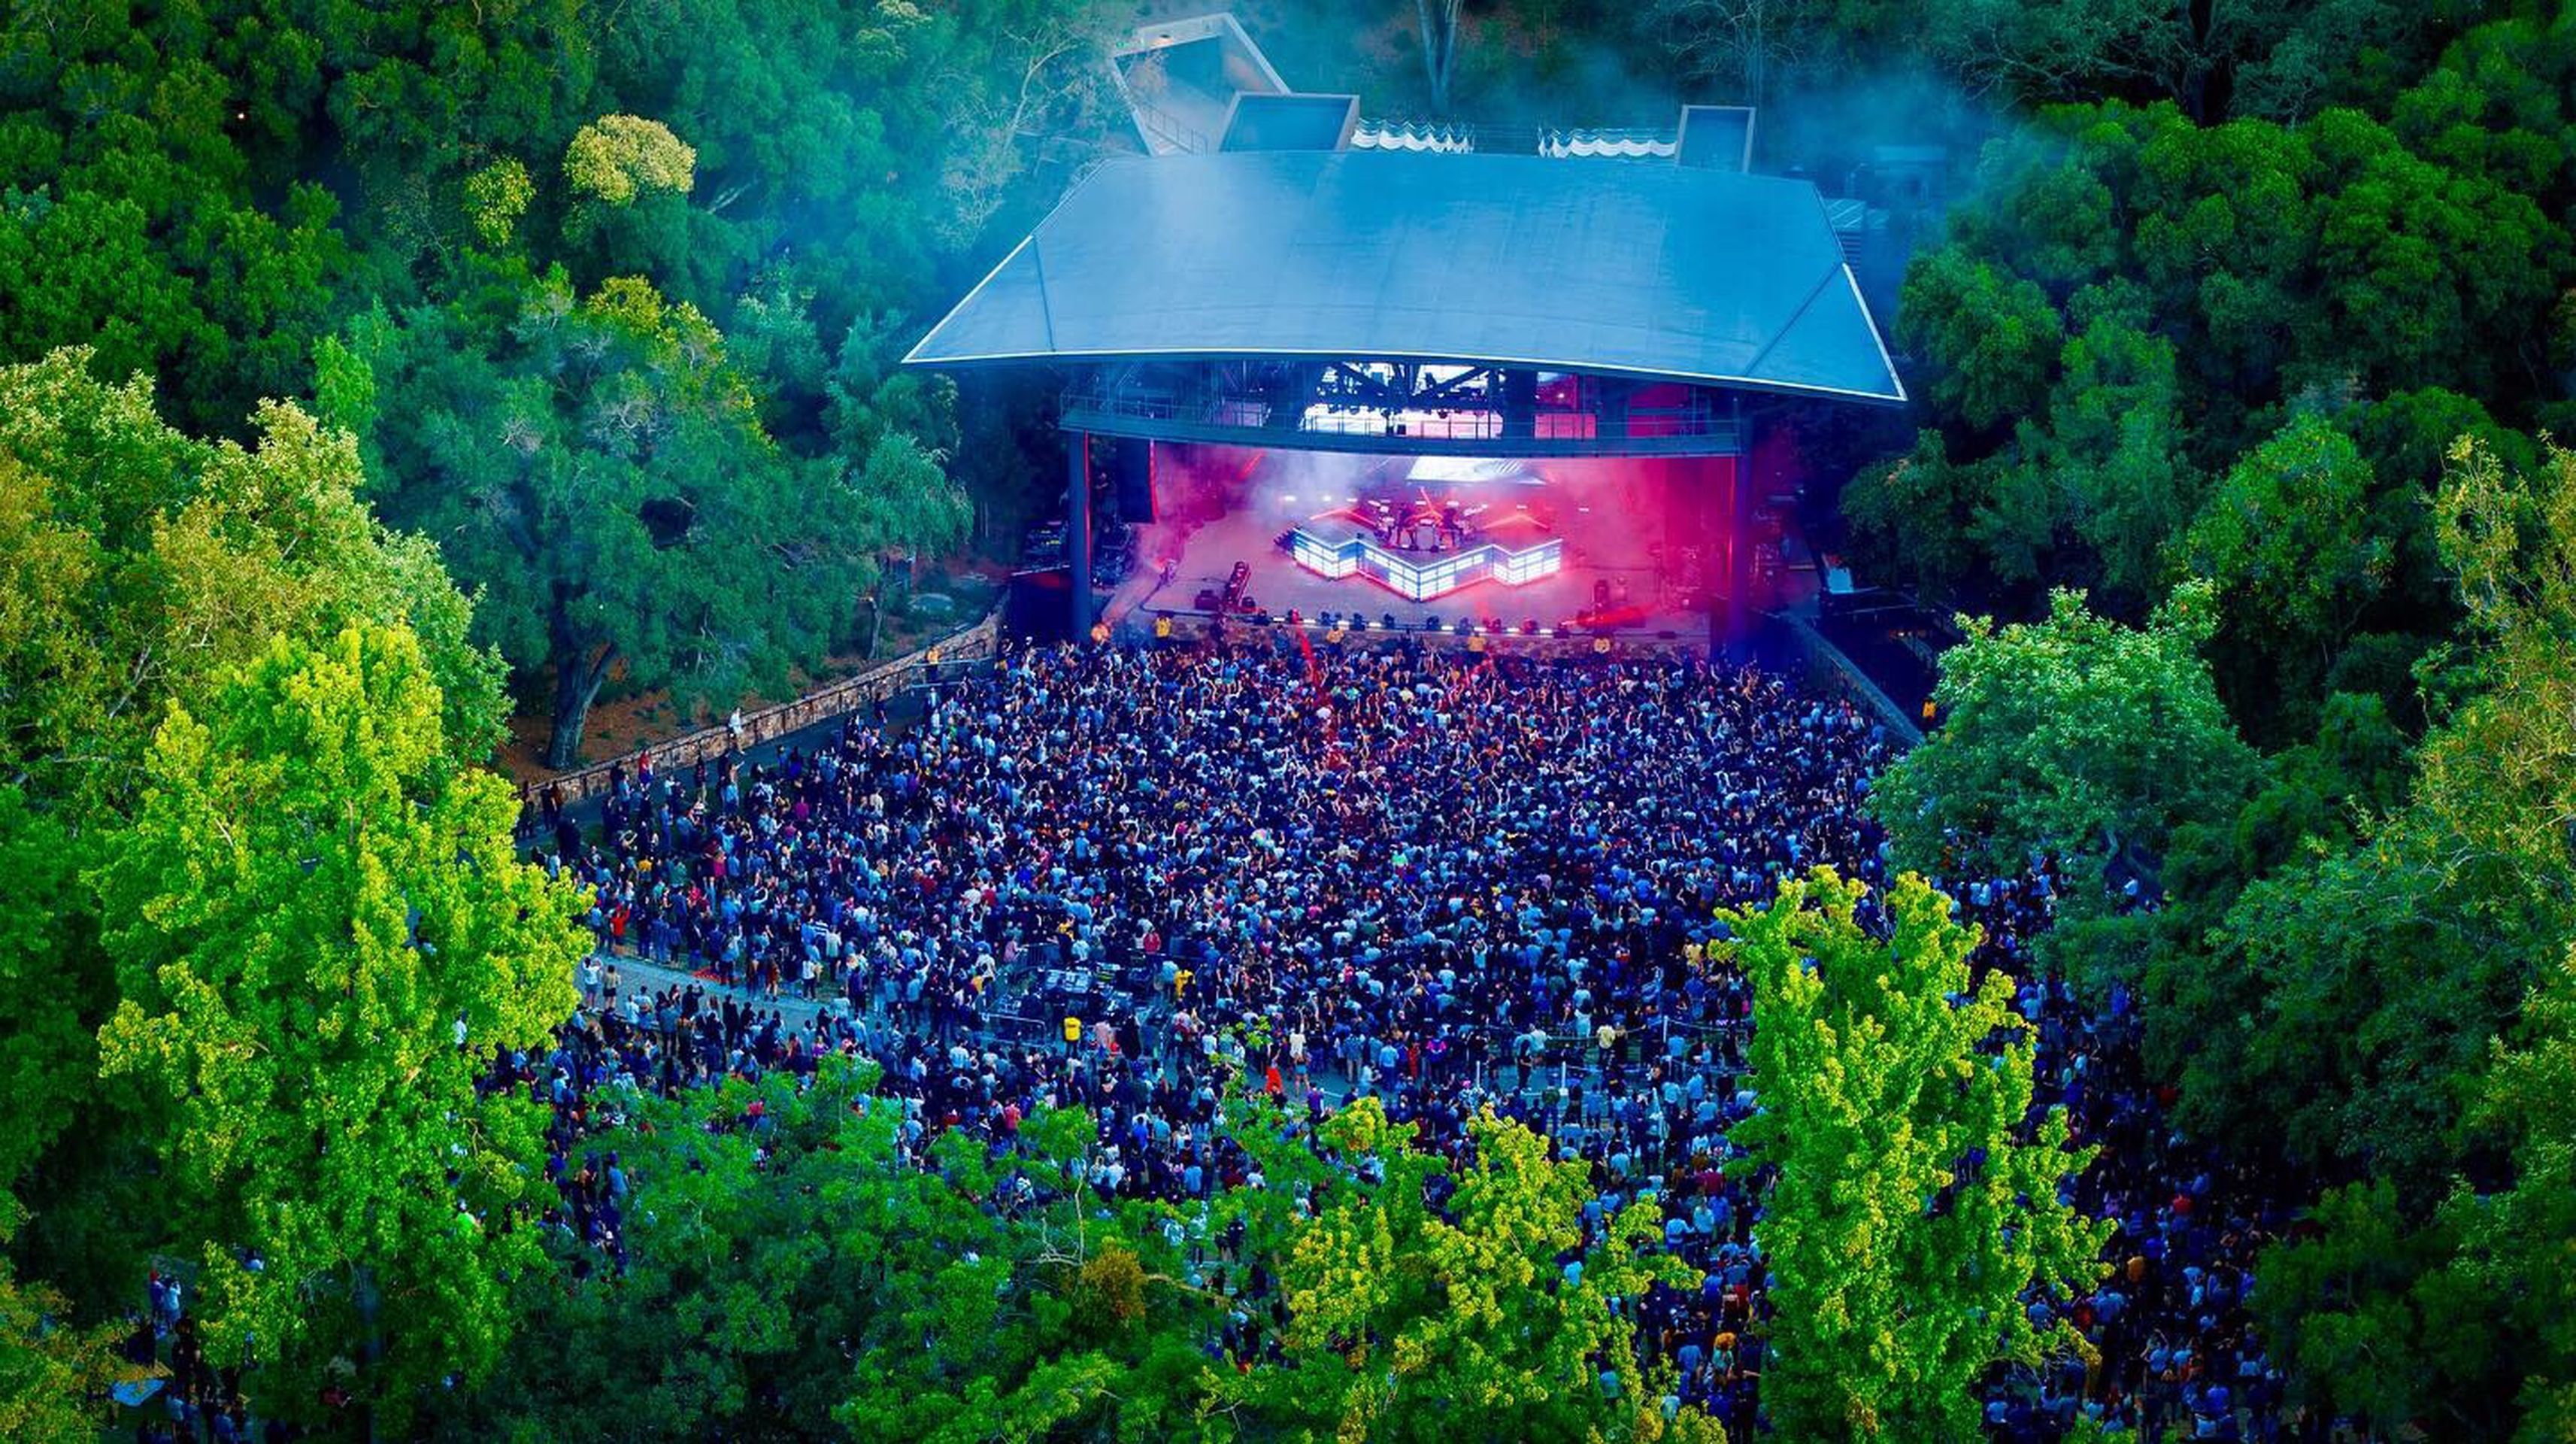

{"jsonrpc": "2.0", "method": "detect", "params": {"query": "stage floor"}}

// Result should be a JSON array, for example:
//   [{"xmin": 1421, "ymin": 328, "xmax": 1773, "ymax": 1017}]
[{"xmin": 1104, "ymin": 490, "xmax": 1714, "ymax": 642}]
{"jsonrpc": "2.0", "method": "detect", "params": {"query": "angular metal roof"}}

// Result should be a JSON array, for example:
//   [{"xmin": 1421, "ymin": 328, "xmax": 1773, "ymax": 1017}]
[{"xmin": 904, "ymin": 150, "xmax": 1904, "ymax": 403}]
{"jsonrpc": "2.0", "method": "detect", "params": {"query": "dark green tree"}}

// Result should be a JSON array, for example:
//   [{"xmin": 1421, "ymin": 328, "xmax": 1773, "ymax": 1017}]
[{"xmin": 352, "ymin": 272, "xmax": 965, "ymax": 766}]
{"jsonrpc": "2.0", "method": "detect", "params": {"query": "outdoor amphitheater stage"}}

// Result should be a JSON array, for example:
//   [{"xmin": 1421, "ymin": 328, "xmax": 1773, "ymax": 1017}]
[
  {"xmin": 902, "ymin": 146, "xmax": 1906, "ymax": 649},
  {"xmin": 1102, "ymin": 443, "xmax": 1730, "ymax": 642}
]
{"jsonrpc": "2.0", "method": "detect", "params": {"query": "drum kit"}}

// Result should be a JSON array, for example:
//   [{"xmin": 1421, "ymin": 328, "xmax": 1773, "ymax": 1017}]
[{"xmin": 1355, "ymin": 487, "xmax": 1491, "ymax": 551}]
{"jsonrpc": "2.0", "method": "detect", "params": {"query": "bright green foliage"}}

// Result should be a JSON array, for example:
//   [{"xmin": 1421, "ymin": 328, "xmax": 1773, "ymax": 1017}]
[
  {"xmin": 464, "ymin": 157, "xmax": 537, "ymax": 247},
  {"xmin": 1723, "ymin": 869, "xmax": 2109, "ymax": 1439},
  {"xmin": 0, "ymin": 350, "xmax": 507, "ymax": 805},
  {"xmin": 354, "ymin": 271, "xmax": 967, "ymax": 766},
  {"xmin": 0, "ymin": 1205, "xmax": 122, "ymax": 1444},
  {"xmin": 2026, "ymin": 306, "xmax": 2199, "ymax": 606},
  {"xmin": 0, "ymin": 347, "xmax": 507, "ymax": 1349},
  {"xmin": 2417, "ymin": 436, "xmax": 2576, "ymax": 887},
  {"xmin": 2039, "ymin": 672, "xmax": 2405, "ymax": 981},
  {"xmin": 92, "ymin": 623, "xmax": 589, "ymax": 1427},
  {"xmin": 2389, "ymin": 13, "xmax": 2576, "ymax": 211},
  {"xmin": 1873, "ymin": 585, "xmax": 2257, "ymax": 891},
  {"xmin": 565, "ymin": 115, "xmax": 696, "ymax": 205},
  {"xmin": 1215, "ymin": 1097, "xmax": 1717, "ymax": 1443},
  {"xmin": 435, "ymin": 1063, "xmax": 1217, "ymax": 1442}
]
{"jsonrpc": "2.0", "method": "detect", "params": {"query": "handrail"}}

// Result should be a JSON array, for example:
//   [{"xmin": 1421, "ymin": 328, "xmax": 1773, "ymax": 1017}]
[{"xmin": 519, "ymin": 608, "xmax": 1003, "ymax": 815}]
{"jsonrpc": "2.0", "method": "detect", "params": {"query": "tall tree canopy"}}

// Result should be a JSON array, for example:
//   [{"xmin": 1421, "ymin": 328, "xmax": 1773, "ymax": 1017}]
[
  {"xmin": 94, "ymin": 623, "xmax": 588, "ymax": 1427},
  {"xmin": 350, "ymin": 271, "xmax": 965, "ymax": 766},
  {"xmin": 1848, "ymin": 76, "xmax": 2573, "ymax": 743},
  {"xmin": 0, "ymin": 350, "xmax": 507, "ymax": 1303},
  {"xmin": 432, "ymin": 1063, "xmax": 1222, "ymax": 1442},
  {"xmin": 1214, "ymin": 1097, "xmax": 1720, "ymax": 1442},
  {"xmin": 0, "ymin": 349, "xmax": 503, "ymax": 808},
  {"xmin": 2229, "ymin": 437, "xmax": 2576, "ymax": 1437},
  {"xmin": 1871, "ymin": 584, "xmax": 2256, "ymax": 893},
  {"xmin": 1724, "ymin": 869, "xmax": 2108, "ymax": 1439}
]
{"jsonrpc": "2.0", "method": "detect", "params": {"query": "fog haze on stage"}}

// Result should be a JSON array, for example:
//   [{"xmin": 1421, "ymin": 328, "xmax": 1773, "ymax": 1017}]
[{"xmin": 1108, "ymin": 441, "xmax": 1738, "ymax": 640}]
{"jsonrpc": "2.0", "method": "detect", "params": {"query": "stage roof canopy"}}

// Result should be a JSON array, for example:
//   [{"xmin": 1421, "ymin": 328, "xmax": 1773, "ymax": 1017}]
[{"xmin": 905, "ymin": 150, "xmax": 1904, "ymax": 403}]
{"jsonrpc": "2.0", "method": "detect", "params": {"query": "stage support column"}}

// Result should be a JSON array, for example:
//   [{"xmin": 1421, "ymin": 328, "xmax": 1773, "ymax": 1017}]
[
  {"xmin": 1067, "ymin": 430, "xmax": 1093, "ymax": 637},
  {"xmin": 1723, "ymin": 397, "xmax": 1756, "ymax": 654}
]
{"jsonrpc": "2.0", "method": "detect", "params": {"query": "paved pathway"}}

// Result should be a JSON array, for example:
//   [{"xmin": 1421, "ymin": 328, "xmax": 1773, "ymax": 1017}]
[{"xmin": 587, "ymin": 951, "xmax": 838, "ymax": 1030}]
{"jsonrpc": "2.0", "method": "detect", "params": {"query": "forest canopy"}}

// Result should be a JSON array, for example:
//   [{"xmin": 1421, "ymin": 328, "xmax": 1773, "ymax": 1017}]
[{"xmin": 3, "ymin": 0, "xmax": 2575, "ymax": 1439}]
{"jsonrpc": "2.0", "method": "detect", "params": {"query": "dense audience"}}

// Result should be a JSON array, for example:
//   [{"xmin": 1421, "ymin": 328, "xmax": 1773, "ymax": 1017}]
[{"xmin": 493, "ymin": 639, "xmax": 2302, "ymax": 1440}]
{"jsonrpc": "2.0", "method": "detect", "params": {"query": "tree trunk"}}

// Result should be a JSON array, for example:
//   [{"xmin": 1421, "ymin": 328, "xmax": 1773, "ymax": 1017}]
[
  {"xmin": 545, "ymin": 644, "xmax": 614, "ymax": 771},
  {"xmin": 1417, "ymin": 0, "xmax": 1463, "ymax": 116}
]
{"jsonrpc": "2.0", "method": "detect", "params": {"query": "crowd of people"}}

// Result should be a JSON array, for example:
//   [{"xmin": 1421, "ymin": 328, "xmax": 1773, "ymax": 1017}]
[{"xmin": 499, "ymin": 637, "xmax": 2305, "ymax": 1440}]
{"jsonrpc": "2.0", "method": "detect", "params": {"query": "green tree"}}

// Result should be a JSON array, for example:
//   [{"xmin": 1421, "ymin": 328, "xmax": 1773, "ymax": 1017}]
[
  {"xmin": 437, "ymin": 1064, "xmax": 1217, "ymax": 1442},
  {"xmin": 0, "ymin": 353, "xmax": 509, "ymax": 1314},
  {"xmin": 2228, "ymin": 439, "xmax": 2576, "ymax": 1436},
  {"xmin": 2433, "ymin": 944, "xmax": 2576, "ymax": 1436},
  {"xmin": 92, "ymin": 623, "xmax": 589, "ymax": 1427},
  {"xmin": 2144, "ymin": 439, "xmax": 2576, "ymax": 1185},
  {"xmin": 1842, "ymin": 430, "xmax": 1993, "ymax": 601},
  {"xmin": 0, "ymin": 349, "xmax": 505, "ymax": 808},
  {"xmin": 2168, "ymin": 826, "xmax": 2549, "ymax": 1186},
  {"xmin": 565, "ymin": 114, "xmax": 697, "ymax": 205},
  {"xmin": 0, "ymin": 1203, "xmax": 123, "ymax": 1444},
  {"xmin": 463, "ymin": 157, "xmax": 537, "ymax": 247},
  {"xmin": 2416, "ymin": 435, "xmax": 2576, "ymax": 893},
  {"xmin": 1215, "ymin": 1097, "xmax": 1718, "ymax": 1442},
  {"xmin": 1922, "ymin": 0, "xmax": 2445, "ymax": 122},
  {"xmin": 2178, "ymin": 412, "xmax": 2393, "ymax": 733},
  {"xmin": 2252, "ymin": 945, "xmax": 2576, "ymax": 1440},
  {"xmin": 353, "ymin": 272, "xmax": 966, "ymax": 766},
  {"xmin": 1865, "ymin": 78, "xmax": 2574, "ymax": 659},
  {"xmin": 0, "ymin": 792, "xmax": 103, "ymax": 1216},
  {"xmin": 1898, "ymin": 245, "xmax": 2063, "ymax": 436},
  {"xmin": 1872, "ymin": 584, "xmax": 2258, "ymax": 893},
  {"xmin": 1723, "ymin": 869, "xmax": 2109, "ymax": 1439}
]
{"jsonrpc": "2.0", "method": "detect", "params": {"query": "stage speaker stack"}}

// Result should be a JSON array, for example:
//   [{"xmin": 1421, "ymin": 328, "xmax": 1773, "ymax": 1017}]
[{"xmin": 1111, "ymin": 438, "xmax": 1154, "ymax": 523}]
